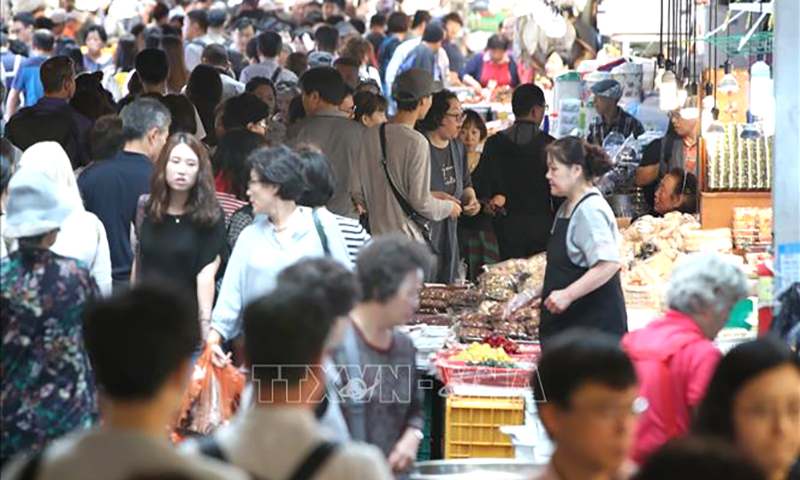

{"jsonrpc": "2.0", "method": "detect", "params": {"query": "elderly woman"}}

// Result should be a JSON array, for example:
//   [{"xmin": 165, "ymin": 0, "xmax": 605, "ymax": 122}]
[
  {"xmin": 1, "ymin": 168, "xmax": 99, "ymax": 466},
  {"xmin": 621, "ymin": 253, "xmax": 750, "ymax": 465},
  {"xmin": 461, "ymin": 34, "xmax": 520, "ymax": 95}
]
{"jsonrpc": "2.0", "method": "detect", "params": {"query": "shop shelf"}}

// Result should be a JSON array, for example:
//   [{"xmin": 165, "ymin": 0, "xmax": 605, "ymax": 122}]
[{"xmin": 444, "ymin": 395, "xmax": 525, "ymax": 460}]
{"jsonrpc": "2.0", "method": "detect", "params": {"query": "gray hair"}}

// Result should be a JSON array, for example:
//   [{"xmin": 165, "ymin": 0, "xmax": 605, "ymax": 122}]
[
  {"xmin": 120, "ymin": 98, "xmax": 171, "ymax": 142},
  {"xmin": 665, "ymin": 254, "xmax": 749, "ymax": 320}
]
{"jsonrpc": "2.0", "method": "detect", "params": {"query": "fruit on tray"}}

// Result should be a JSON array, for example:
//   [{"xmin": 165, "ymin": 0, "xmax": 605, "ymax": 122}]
[
  {"xmin": 482, "ymin": 333, "xmax": 520, "ymax": 355},
  {"xmin": 452, "ymin": 342, "xmax": 513, "ymax": 364}
]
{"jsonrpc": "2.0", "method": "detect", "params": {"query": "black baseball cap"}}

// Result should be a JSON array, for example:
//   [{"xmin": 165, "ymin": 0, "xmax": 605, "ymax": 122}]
[
  {"xmin": 422, "ymin": 23, "xmax": 444, "ymax": 43},
  {"xmin": 392, "ymin": 69, "xmax": 442, "ymax": 102}
]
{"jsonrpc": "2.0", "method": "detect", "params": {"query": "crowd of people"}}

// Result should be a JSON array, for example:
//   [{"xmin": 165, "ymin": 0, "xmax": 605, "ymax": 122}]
[{"xmin": 0, "ymin": 2, "xmax": 797, "ymax": 480}]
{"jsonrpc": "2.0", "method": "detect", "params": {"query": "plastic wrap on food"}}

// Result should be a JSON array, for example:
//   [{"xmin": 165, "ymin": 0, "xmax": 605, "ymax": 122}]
[{"xmin": 481, "ymin": 272, "xmax": 518, "ymax": 301}]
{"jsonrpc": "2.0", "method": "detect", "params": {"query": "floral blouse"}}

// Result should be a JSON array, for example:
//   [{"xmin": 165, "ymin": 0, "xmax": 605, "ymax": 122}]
[{"xmin": 1, "ymin": 249, "xmax": 99, "ymax": 466}]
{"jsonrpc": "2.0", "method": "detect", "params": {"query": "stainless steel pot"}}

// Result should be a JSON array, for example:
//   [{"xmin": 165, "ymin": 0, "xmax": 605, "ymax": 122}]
[{"xmin": 410, "ymin": 459, "xmax": 546, "ymax": 480}]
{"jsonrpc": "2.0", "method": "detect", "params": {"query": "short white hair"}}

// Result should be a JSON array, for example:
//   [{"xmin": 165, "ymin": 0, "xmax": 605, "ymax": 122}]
[{"xmin": 665, "ymin": 254, "xmax": 749, "ymax": 320}]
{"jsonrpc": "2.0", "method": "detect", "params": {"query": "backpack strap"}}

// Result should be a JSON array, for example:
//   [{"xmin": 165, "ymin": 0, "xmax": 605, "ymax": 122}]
[
  {"xmin": 270, "ymin": 67, "xmax": 283, "ymax": 84},
  {"xmin": 18, "ymin": 449, "xmax": 44, "ymax": 480},
  {"xmin": 286, "ymin": 442, "xmax": 339, "ymax": 480},
  {"xmin": 340, "ymin": 323, "xmax": 367, "ymax": 442},
  {"xmin": 311, "ymin": 209, "xmax": 330, "ymax": 257},
  {"xmin": 197, "ymin": 436, "xmax": 267, "ymax": 480}
]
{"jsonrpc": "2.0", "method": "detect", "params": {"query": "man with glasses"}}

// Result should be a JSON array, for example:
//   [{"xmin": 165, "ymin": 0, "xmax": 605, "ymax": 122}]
[
  {"xmin": 532, "ymin": 329, "xmax": 641, "ymax": 480},
  {"xmin": 482, "ymin": 83, "xmax": 556, "ymax": 260}
]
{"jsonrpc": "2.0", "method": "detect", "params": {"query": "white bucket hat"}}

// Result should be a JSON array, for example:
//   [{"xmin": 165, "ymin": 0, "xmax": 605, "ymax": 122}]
[{"xmin": 3, "ymin": 167, "xmax": 75, "ymax": 239}]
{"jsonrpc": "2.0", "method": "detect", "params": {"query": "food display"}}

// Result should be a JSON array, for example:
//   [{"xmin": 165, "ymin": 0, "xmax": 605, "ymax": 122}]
[
  {"xmin": 480, "ymin": 253, "xmax": 547, "ymax": 301},
  {"xmin": 452, "ymin": 342, "xmax": 515, "ymax": 367},
  {"xmin": 418, "ymin": 285, "xmax": 482, "ymax": 314},
  {"xmin": 733, "ymin": 207, "xmax": 772, "ymax": 252},
  {"xmin": 707, "ymin": 123, "xmax": 773, "ymax": 191}
]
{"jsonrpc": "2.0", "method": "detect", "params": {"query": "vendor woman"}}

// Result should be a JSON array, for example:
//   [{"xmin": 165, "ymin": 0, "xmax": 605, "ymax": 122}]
[{"xmin": 506, "ymin": 136, "xmax": 627, "ymax": 347}]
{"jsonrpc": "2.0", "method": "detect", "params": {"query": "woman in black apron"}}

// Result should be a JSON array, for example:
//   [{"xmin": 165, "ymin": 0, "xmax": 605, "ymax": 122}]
[{"xmin": 505, "ymin": 136, "xmax": 627, "ymax": 348}]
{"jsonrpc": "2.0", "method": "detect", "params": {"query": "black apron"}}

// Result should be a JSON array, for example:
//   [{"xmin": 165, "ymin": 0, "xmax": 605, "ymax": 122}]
[{"xmin": 539, "ymin": 192, "xmax": 627, "ymax": 348}]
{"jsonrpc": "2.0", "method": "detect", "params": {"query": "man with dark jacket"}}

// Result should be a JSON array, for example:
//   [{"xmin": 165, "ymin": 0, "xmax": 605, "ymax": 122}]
[{"xmin": 482, "ymin": 84, "xmax": 556, "ymax": 259}]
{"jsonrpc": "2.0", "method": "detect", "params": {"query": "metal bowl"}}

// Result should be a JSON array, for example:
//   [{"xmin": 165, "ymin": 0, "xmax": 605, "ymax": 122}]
[{"xmin": 410, "ymin": 459, "xmax": 546, "ymax": 480}]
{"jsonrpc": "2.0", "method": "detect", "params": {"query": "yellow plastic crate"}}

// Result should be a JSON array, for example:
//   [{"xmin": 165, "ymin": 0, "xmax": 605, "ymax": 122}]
[{"xmin": 444, "ymin": 395, "xmax": 525, "ymax": 459}]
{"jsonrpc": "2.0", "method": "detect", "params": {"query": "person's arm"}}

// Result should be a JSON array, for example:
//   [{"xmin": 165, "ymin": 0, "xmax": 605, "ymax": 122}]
[
  {"xmin": 92, "ymin": 217, "xmax": 113, "ymax": 296},
  {"xmin": 462, "ymin": 54, "xmax": 483, "ymax": 93},
  {"xmin": 208, "ymin": 229, "xmax": 249, "ymax": 348},
  {"xmin": 349, "ymin": 136, "xmax": 368, "ymax": 214},
  {"xmin": 636, "ymin": 141, "xmax": 662, "ymax": 186},
  {"xmin": 388, "ymin": 339, "xmax": 425, "ymax": 474},
  {"xmin": 196, "ymin": 255, "xmax": 221, "ymax": 338},
  {"xmin": 5, "ymin": 88, "xmax": 21, "ymax": 120},
  {"xmin": 462, "ymin": 187, "xmax": 480, "ymax": 216},
  {"xmin": 635, "ymin": 164, "xmax": 659, "ymax": 186}
]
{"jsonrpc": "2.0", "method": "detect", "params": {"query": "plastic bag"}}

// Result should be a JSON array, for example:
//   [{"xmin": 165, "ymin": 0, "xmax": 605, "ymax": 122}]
[
  {"xmin": 175, "ymin": 345, "xmax": 246, "ymax": 437},
  {"xmin": 771, "ymin": 282, "xmax": 800, "ymax": 352}
]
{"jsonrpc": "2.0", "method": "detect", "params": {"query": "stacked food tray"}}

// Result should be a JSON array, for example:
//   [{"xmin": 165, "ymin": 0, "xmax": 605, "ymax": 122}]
[
  {"xmin": 732, "ymin": 207, "xmax": 772, "ymax": 253},
  {"xmin": 707, "ymin": 123, "xmax": 772, "ymax": 191}
]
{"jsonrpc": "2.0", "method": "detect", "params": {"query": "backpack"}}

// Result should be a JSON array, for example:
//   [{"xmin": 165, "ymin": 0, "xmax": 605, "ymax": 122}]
[{"xmin": 5, "ymin": 105, "xmax": 82, "ymax": 169}]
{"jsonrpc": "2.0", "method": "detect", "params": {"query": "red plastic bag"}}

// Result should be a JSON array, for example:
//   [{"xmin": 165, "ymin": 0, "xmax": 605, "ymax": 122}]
[{"xmin": 175, "ymin": 345, "xmax": 245, "ymax": 438}]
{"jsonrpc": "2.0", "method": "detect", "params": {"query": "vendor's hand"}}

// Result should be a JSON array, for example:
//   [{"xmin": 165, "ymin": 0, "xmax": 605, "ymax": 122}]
[
  {"xmin": 503, "ymin": 289, "xmax": 539, "ymax": 319},
  {"xmin": 388, "ymin": 429, "xmax": 421, "ymax": 474},
  {"xmin": 463, "ymin": 197, "xmax": 481, "ymax": 216},
  {"xmin": 431, "ymin": 191, "xmax": 461, "ymax": 204},
  {"xmin": 206, "ymin": 330, "xmax": 232, "ymax": 367},
  {"xmin": 544, "ymin": 289, "xmax": 574, "ymax": 315},
  {"xmin": 354, "ymin": 202, "xmax": 367, "ymax": 216},
  {"xmin": 449, "ymin": 201, "xmax": 463, "ymax": 219}
]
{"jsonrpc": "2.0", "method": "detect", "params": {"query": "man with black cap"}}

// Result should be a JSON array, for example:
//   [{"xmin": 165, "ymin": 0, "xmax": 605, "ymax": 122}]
[
  {"xmin": 587, "ymin": 79, "xmax": 644, "ymax": 146},
  {"xmin": 351, "ymin": 69, "xmax": 461, "ymax": 245}
]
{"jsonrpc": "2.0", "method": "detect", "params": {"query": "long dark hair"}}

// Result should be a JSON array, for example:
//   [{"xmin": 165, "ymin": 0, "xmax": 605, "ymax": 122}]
[
  {"xmin": 115, "ymin": 34, "xmax": 137, "ymax": 72},
  {"xmin": 212, "ymin": 129, "xmax": 268, "ymax": 200},
  {"xmin": 693, "ymin": 336, "xmax": 800, "ymax": 441},
  {"xmin": 186, "ymin": 65, "xmax": 223, "ymax": 145},
  {"xmin": 147, "ymin": 133, "xmax": 221, "ymax": 227}
]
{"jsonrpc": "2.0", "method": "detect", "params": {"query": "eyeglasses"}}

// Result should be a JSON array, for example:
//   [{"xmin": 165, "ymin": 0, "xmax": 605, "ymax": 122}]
[{"xmin": 445, "ymin": 111, "xmax": 465, "ymax": 121}]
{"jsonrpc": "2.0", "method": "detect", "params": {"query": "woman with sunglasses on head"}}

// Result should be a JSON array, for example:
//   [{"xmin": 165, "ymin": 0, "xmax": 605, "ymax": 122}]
[
  {"xmin": 134, "ymin": 133, "xmax": 226, "ymax": 337},
  {"xmin": 417, "ymin": 90, "xmax": 481, "ymax": 283}
]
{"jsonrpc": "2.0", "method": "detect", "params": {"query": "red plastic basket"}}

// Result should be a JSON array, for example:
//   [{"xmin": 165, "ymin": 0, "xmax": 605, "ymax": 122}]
[{"xmin": 435, "ymin": 348, "xmax": 539, "ymax": 389}]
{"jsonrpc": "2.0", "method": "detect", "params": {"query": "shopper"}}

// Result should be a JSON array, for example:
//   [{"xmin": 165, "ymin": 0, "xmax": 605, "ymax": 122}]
[
  {"xmin": 183, "ymin": 9, "xmax": 213, "ymax": 73},
  {"xmin": 397, "ymin": 23, "xmax": 445, "ymax": 83},
  {"xmin": 1, "ymin": 168, "xmax": 99, "ymax": 467},
  {"xmin": 441, "ymin": 13, "xmax": 465, "ymax": 81},
  {"xmin": 212, "ymin": 129, "xmax": 267, "ymax": 222},
  {"xmin": 462, "ymin": 34, "xmax": 521, "ymax": 93},
  {"xmin": 287, "ymin": 67, "xmax": 364, "ymax": 219},
  {"xmin": 161, "ymin": 35, "xmax": 190, "ymax": 95},
  {"xmin": 505, "ymin": 136, "xmax": 626, "ymax": 347},
  {"xmin": 79, "ymin": 97, "xmax": 171, "ymax": 291},
  {"xmin": 187, "ymin": 272, "xmax": 391, "ymax": 480},
  {"xmin": 636, "ymin": 110, "xmax": 700, "ymax": 210},
  {"xmin": 201, "ymin": 44, "xmax": 245, "ymax": 102},
  {"xmin": 1, "ymin": 282, "xmax": 249, "ymax": 480},
  {"xmin": 207, "ymin": 146, "xmax": 351, "ymax": 361},
  {"xmin": 332, "ymin": 236, "xmax": 431, "ymax": 477},
  {"xmin": 366, "ymin": 14, "xmax": 386, "ymax": 61},
  {"xmin": 377, "ymin": 11, "xmax": 409, "ymax": 81},
  {"xmin": 134, "ymin": 133, "xmax": 226, "ymax": 337},
  {"xmin": 17, "ymin": 142, "xmax": 112, "ymax": 296},
  {"xmin": 418, "ymin": 90, "xmax": 480, "ymax": 283},
  {"xmin": 482, "ymin": 84, "xmax": 555, "ymax": 259},
  {"xmin": 622, "ymin": 253, "xmax": 750, "ymax": 464},
  {"xmin": 342, "ymin": 37, "xmax": 382, "ymax": 89},
  {"xmin": 632, "ymin": 437, "xmax": 767, "ymax": 480},
  {"xmin": 82, "ymin": 25, "xmax": 113, "ymax": 74},
  {"xmin": 107, "ymin": 34, "xmax": 136, "ymax": 101},
  {"xmin": 297, "ymin": 146, "xmax": 371, "ymax": 262},
  {"xmin": 457, "ymin": 110, "xmax": 503, "ymax": 281},
  {"xmin": 5, "ymin": 55, "xmax": 92, "ymax": 169},
  {"xmin": 587, "ymin": 80, "xmax": 644, "ymax": 146},
  {"xmin": 531, "ymin": 330, "xmax": 639, "ymax": 480},
  {"xmin": 694, "ymin": 336, "xmax": 800, "ymax": 480},
  {"xmin": 350, "ymin": 69, "xmax": 460, "ymax": 243},
  {"xmin": 5, "ymin": 29, "xmax": 55, "ymax": 117},
  {"xmin": 186, "ymin": 64, "xmax": 223, "ymax": 145},
  {"xmin": 221, "ymin": 92, "xmax": 270, "ymax": 136},
  {"xmin": 162, "ymin": 94, "xmax": 199, "ymax": 135},
  {"xmin": 239, "ymin": 31, "xmax": 298, "ymax": 86},
  {"xmin": 353, "ymin": 90, "xmax": 388, "ymax": 128},
  {"xmin": 652, "ymin": 168, "xmax": 698, "ymax": 216}
]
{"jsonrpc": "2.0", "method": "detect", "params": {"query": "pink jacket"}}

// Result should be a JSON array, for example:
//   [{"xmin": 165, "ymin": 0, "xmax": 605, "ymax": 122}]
[{"xmin": 622, "ymin": 310, "xmax": 722, "ymax": 464}]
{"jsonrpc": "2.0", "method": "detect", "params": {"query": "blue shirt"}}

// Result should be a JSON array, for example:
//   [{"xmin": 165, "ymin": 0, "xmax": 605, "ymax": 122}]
[
  {"xmin": 78, "ymin": 150, "xmax": 154, "ymax": 281},
  {"xmin": 11, "ymin": 55, "xmax": 48, "ymax": 107},
  {"xmin": 211, "ymin": 207, "xmax": 353, "ymax": 340}
]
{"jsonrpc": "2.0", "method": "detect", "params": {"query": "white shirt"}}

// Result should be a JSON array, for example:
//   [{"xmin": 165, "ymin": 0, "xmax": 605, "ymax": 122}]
[
  {"xmin": 183, "ymin": 406, "xmax": 393, "ymax": 480},
  {"xmin": 9, "ymin": 208, "xmax": 113, "ymax": 296},
  {"xmin": 555, "ymin": 187, "xmax": 621, "ymax": 269},
  {"xmin": 1, "ymin": 428, "xmax": 249, "ymax": 480},
  {"xmin": 384, "ymin": 38, "xmax": 450, "ymax": 114},
  {"xmin": 220, "ymin": 73, "xmax": 245, "ymax": 101}
]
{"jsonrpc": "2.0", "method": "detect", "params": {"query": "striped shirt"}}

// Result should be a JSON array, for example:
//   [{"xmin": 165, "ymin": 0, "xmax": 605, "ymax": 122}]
[
  {"xmin": 334, "ymin": 215, "xmax": 371, "ymax": 262},
  {"xmin": 216, "ymin": 192, "xmax": 249, "ymax": 225},
  {"xmin": 587, "ymin": 107, "xmax": 645, "ymax": 146}
]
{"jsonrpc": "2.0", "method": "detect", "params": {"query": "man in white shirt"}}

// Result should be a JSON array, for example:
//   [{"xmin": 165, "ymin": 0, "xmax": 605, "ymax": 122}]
[
  {"xmin": 239, "ymin": 31, "xmax": 298, "ymax": 87},
  {"xmin": 0, "ymin": 282, "xmax": 249, "ymax": 480},
  {"xmin": 384, "ymin": 28, "xmax": 450, "ymax": 115},
  {"xmin": 201, "ymin": 44, "xmax": 244, "ymax": 101},
  {"xmin": 185, "ymin": 260, "xmax": 393, "ymax": 480}
]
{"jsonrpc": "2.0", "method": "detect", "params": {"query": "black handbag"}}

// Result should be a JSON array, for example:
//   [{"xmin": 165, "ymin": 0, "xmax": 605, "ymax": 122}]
[{"xmin": 378, "ymin": 123, "xmax": 438, "ymax": 253}]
